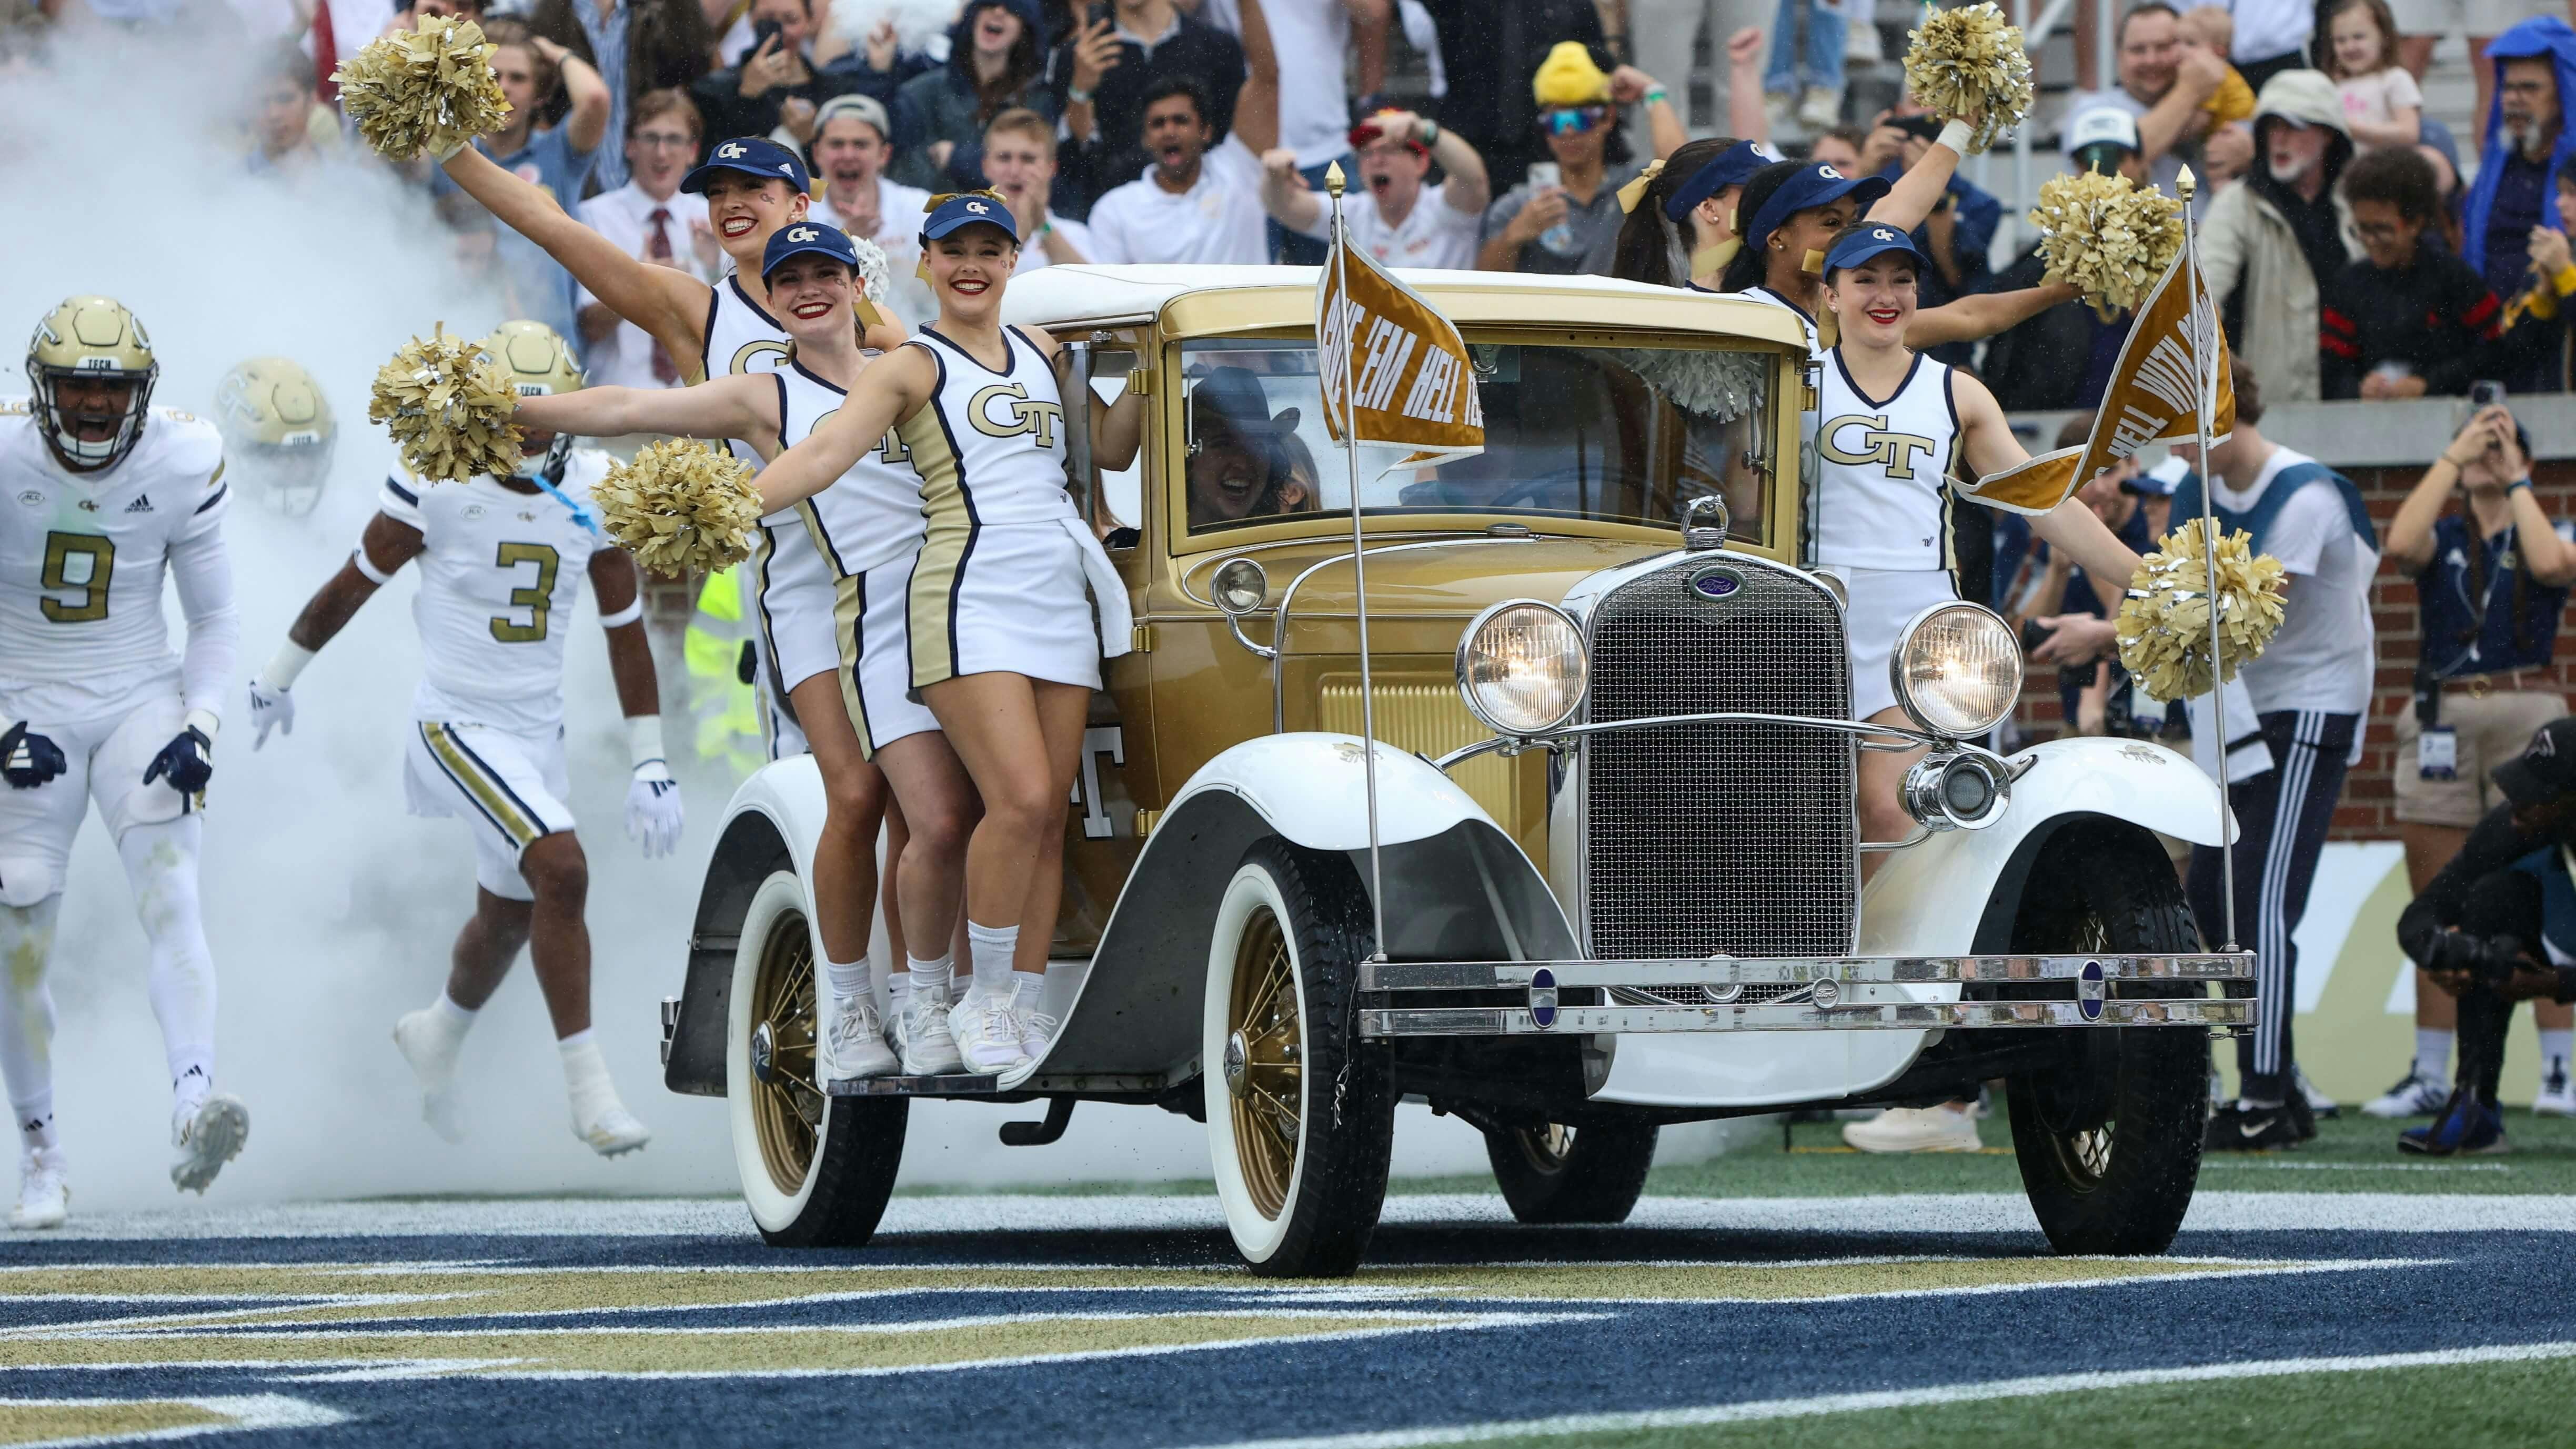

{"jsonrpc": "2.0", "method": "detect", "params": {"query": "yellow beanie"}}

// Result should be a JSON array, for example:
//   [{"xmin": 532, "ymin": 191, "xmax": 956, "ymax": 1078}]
[{"xmin": 1532, "ymin": 41, "xmax": 1610, "ymax": 107}]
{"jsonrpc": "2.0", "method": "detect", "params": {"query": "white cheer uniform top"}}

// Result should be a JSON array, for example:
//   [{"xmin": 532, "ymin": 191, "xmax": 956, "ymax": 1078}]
[
  {"xmin": 1732, "ymin": 284, "xmax": 1823, "ymax": 354},
  {"xmin": 1807, "ymin": 348, "xmax": 1961, "ymax": 573},
  {"xmin": 381, "ymin": 454, "xmax": 609, "ymax": 735},
  {"xmin": 0, "ymin": 400, "xmax": 231, "ymax": 719},
  {"xmin": 774, "ymin": 359, "xmax": 922, "ymax": 578},
  {"xmin": 900, "ymin": 325, "xmax": 1131, "ymax": 652}
]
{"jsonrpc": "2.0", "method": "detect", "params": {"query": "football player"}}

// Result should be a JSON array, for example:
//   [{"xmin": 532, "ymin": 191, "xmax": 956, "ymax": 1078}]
[
  {"xmin": 1, "ymin": 297, "xmax": 248, "ymax": 1231},
  {"xmin": 247, "ymin": 321, "xmax": 678, "ymax": 1158},
  {"xmin": 211, "ymin": 358, "xmax": 336, "ymax": 517}
]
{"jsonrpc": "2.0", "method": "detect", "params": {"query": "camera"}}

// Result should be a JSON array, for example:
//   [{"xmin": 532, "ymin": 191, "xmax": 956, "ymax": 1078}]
[{"xmin": 2470, "ymin": 379, "xmax": 2507, "ymax": 410}]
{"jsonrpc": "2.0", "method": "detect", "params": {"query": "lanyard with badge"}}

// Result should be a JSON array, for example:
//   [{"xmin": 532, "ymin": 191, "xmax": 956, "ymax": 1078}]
[{"xmin": 2418, "ymin": 526, "xmax": 2517, "ymax": 780}]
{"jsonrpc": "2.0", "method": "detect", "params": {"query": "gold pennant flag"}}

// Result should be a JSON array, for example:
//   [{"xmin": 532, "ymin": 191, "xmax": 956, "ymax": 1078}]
[
  {"xmin": 1315, "ymin": 226, "xmax": 1484, "ymax": 465},
  {"xmin": 1959, "ymin": 237, "xmax": 2235, "ymax": 514}
]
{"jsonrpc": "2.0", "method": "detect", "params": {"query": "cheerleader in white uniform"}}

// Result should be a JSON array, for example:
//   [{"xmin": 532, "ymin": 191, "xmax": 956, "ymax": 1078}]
[
  {"xmin": 757, "ymin": 192, "xmax": 1142, "ymax": 1075},
  {"xmin": 513, "ymin": 224, "xmax": 983, "ymax": 1081},
  {"xmin": 1813, "ymin": 224, "xmax": 2147, "ymax": 852}
]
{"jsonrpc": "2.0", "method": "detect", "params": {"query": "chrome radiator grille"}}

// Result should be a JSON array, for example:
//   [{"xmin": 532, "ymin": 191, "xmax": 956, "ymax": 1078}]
[{"xmin": 1582, "ymin": 559, "xmax": 1856, "ymax": 997}]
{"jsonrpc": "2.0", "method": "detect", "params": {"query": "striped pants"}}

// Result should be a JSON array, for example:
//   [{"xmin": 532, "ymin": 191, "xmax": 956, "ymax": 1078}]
[{"xmin": 2187, "ymin": 710, "xmax": 2359, "ymax": 1103}]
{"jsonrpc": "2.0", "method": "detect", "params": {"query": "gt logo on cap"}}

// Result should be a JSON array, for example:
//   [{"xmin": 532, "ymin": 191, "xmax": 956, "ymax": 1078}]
[
  {"xmin": 1818, "ymin": 164, "xmax": 1843, "ymax": 179},
  {"xmin": 1869, "ymin": 227, "xmax": 1897, "ymax": 242},
  {"xmin": 787, "ymin": 226, "xmax": 816, "ymax": 243},
  {"xmin": 717, "ymin": 142, "xmax": 746, "ymax": 159},
  {"xmin": 966, "ymin": 200, "xmax": 990, "ymax": 214}
]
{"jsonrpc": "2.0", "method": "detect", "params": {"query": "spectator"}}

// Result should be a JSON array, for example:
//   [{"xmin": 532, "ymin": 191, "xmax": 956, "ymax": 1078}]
[
  {"xmin": 246, "ymin": 40, "xmax": 330, "ymax": 176},
  {"xmin": 2499, "ymin": 156, "xmax": 2576, "ymax": 390},
  {"xmin": 2201, "ymin": 69, "xmax": 2361, "ymax": 403},
  {"xmin": 2322, "ymin": 146, "xmax": 2502, "ymax": 399},
  {"xmin": 2203, "ymin": 119, "xmax": 2255, "ymax": 189},
  {"xmin": 1605, "ymin": 136, "xmax": 1770, "ymax": 289},
  {"xmin": 1805, "ymin": 125, "xmax": 1866, "ymax": 176},
  {"xmin": 577, "ymin": 89, "xmax": 715, "ymax": 393},
  {"xmin": 890, "ymin": 0, "xmax": 1056, "ymax": 193},
  {"xmin": 2419, "ymin": 119, "xmax": 2466, "ymax": 251},
  {"xmin": 2065, "ymin": 3, "xmax": 2227, "ymax": 195},
  {"xmin": 529, "ymin": 0, "xmax": 715, "ymax": 194},
  {"xmin": 1978, "ymin": 108, "xmax": 2147, "ymax": 411},
  {"xmin": 1194, "ymin": 0, "xmax": 1394, "ymax": 268},
  {"xmin": 2373, "ymin": 404, "xmax": 2576, "ymax": 1123},
  {"xmin": 1618, "ymin": 3, "xmax": 1769, "ymax": 149},
  {"xmin": 2323, "ymin": 0, "xmax": 2422, "ymax": 154},
  {"xmin": 1051, "ymin": 0, "xmax": 1246, "ymax": 218},
  {"xmin": 2463, "ymin": 19, "xmax": 2576, "ymax": 371},
  {"xmin": 1261, "ymin": 107, "xmax": 1488, "ymax": 270},
  {"xmin": 804, "ymin": 95, "xmax": 932, "ymax": 299},
  {"xmin": 1761, "ymin": 0, "xmax": 1846, "ymax": 134},
  {"xmin": 2223, "ymin": 0, "xmax": 2310, "ymax": 93},
  {"xmin": 2176, "ymin": 7, "xmax": 2257, "ymax": 130},
  {"xmin": 2392, "ymin": 1, "xmax": 2548, "ymax": 139},
  {"xmin": 1478, "ymin": 43, "xmax": 1684, "ymax": 276},
  {"xmin": 982, "ymin": 106, "xmax": 1100, "ymax": 270},
  {"xmin": 1415, "ymin": 0, "xmax": 1606, "ymax": 188},
  {"xmin": 691, "ymin": 0, "xmax": 867, "ymax": 155},
  {"xmin": 1082, "ymin": 0, "xmax": 1279, "ymax": 266},
  {"xmin": 432, "ymin": 18, "xmax": 609, "ymax": 354}
]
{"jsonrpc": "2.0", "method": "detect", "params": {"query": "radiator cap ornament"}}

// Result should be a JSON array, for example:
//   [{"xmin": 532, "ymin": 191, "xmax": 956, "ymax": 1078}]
[{"xmin": 1681, "ymin": 495, "xmax": 1729, "ymax": 550}]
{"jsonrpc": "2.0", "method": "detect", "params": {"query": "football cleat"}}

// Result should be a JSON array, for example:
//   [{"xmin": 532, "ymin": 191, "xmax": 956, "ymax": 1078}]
[
  {"xmin": 170, "ymin": 1094, "xmax": 249, "ymax": 1193},
  {"xmin": 2203, "ymin": 1099, "xmax": 2300, "ymax": 1152},
  {"xmin": 948, "ymin": 991, "xmax": 1028, "ymax": 1074},
  {"xmin": 824, "ymin": 993, "xmax": 898, "ymax": 1080},
  {"xmin": 2534, "ymin": 1063, "xmax": 2574, "ymax": 1118},
  {"xmin": 393, "ymin": 1009, "xmax": 469, "ymax": 1144},
  {"xmin": 9, "ymin": 1148, "xmax": 66, "ymax": 1230},
  {"xmin": 2398, "ymin": 1091, "xmax": 2509, "ymax": 1156},
  {"xmin": 1840, "ymin": 1105, "xmax": 1983, "ymax": 1153},
  {"xmin": 574, "ymin": 1102, "xmax": 651, "ymax": 1158},
  {"xmin": 2362, "ymin": 1069, "xmax": 2452, "ymax": 1119},
  {"xmin": 893, "ymin": 994, "xmax": 964, "ymax": 1075}
]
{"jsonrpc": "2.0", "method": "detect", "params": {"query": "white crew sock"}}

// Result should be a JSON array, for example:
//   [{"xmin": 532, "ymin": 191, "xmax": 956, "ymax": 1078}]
[
  {"xmin": 825, "ymin": 956, "xmax": 870, "ymax": 1010},
  {"xmin": 2414, "ymin": 1028, "xmax": 2454, "ymax": 1084},
  {"xmin": 965, "ymin": 921, "xmax": 1019, "ymax": 1000},
  {"xmin": 12, "ymin": 1092, "xmax": 54, "ymax": 1152},
  {"xmin": 904, "ymin": 955, "xmax": 953, "ymax": 1012},
  {"xmin": 2541, "ymin": 1029, "xmax": 2573, "ymax": 1081},
  {"xmin": 1038, "ymin": 958, "xmax": 1086, "ymax": 1022},
  {"xmin": 1008, "ymin": 969, "xmax": 1045, "ymax": 1015},
  {"xmin": 558, "ymin": 1031, "xmax": 621, "ymax": 1124}
]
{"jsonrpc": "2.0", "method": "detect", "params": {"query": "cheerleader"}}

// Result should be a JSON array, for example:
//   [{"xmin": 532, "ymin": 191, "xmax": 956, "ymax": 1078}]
[
  {"xmin": 756, "ymin": 193, "xmax": 1142, "ymax": 1075},
  {"xmin": 1813, "ymin": 224, "xmax": 2145, "ymax": 850},
  {"xmin": 509, "ymin": 224, "xmax": 982, "ymax": 1081},
  {"xmin": 1607, "ymin": 137, "xmax": 1772, "ymax": 290}
]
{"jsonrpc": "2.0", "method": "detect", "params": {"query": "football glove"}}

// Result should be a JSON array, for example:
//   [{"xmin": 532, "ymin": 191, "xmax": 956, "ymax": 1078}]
[
  {"xmin": 246, "ymin": 678, "xmax": 294, "ymax": 749},
  {"xmin": 143, "ymin": 727, "xmax": 214, "ymax": 798},
  {"xmin": 625, "ymin": 759, "xmax": 683, "ymax": 858},
  {"xmin": 0, "ymin": 722, "xmax": 65, "ymax": 790}
]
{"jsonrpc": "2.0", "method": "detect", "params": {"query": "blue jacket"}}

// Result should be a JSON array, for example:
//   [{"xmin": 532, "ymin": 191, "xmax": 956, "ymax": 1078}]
[{"xmin": 2463, "ymin": 18, "xmax": 2576, "ymax": 280}]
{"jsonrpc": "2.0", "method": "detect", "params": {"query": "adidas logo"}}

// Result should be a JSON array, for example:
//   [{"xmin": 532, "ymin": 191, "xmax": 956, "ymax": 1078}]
[{"xmin": 124, "ymin": 493, "xmax": 153, "ymax": 514}]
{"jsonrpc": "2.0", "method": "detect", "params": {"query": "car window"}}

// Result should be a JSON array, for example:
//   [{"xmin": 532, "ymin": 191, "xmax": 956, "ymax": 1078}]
[{"xmin": 1177, "ymin": 338, "xmax": 1772, "ymax": 544}]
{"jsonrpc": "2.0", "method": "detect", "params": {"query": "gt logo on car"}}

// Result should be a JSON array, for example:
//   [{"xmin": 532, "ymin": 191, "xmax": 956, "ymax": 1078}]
[
  {"xmin": 969, "ymin": 383, "xmax": 1065, "ymax": 450},
  {"xmin": 1817, "ymin": 413, "xmax": 1938, "ymax": 480}
]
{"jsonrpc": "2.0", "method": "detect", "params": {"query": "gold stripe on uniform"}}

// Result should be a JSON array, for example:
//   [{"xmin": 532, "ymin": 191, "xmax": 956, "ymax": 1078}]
[
  {"xmin": 421, "ymin": 723, "xmax": 544, "ymax": 847},
  {"xmin": 901, "ymin": 398, "xmax": 973, "ymax": 693},
  {"xmin": 832, "ymin": 571, "xmax": 879, "ymax": 760}
]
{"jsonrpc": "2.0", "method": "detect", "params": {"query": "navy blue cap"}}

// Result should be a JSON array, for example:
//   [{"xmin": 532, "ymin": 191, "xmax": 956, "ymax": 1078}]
[
  {"xmin": 681, "ymin": 136, "xmax": 811, "ymax": 196},
  {"xmin": 1664, "ymin": 141, "xmax": 1767, "ymax": 222},
  {"xmin": 919, "ymin": 190, "xmax": 1020, "ymax": 244},
  {"xmin": 1744, "ymin": 162, "xmax": 1892, "ymax": 254},
  {"xmin": 762, "ymin": 222, "xmax": 860, "ymax": 281},
  {"xmin": 1823, "ymin": 222, "xmax": 1923, "ymax": 278}
]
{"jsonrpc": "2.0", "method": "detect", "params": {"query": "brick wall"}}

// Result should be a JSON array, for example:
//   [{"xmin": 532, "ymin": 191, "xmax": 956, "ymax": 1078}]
[{"xmin": 2008, "ymin": 457, "xmax": 2576, "ymax": 841}]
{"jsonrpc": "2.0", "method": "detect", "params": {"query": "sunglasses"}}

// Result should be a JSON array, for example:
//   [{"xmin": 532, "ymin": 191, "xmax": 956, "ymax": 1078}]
[{"xmin": 1541, "ymin": 105, "xmax": 1609, "ymax": 137}]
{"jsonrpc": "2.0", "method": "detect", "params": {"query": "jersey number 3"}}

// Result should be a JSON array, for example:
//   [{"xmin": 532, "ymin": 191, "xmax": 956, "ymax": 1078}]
[
  {"xmin": 489, "ymin": 542, "xmax": 560, "ymax": 643},
  {"xmin": 40, "ymin": 533, "xmax": 115, "ymax": 623}
]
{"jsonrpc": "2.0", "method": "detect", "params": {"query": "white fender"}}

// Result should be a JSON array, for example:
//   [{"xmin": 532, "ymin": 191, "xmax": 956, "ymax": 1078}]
[
  {"xmin": 1165, "ymin": 732, "xmax": 1498, "ymax": 850},
  {"xmin": 716, "ymin": 754, "xmax": 834, "ymax": 888}
]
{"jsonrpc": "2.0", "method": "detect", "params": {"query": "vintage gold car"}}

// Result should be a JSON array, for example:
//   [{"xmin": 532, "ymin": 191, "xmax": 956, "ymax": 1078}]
[{"xmin": 658, "ymin": 265, "xmax": 2256, "ymax": 1275}]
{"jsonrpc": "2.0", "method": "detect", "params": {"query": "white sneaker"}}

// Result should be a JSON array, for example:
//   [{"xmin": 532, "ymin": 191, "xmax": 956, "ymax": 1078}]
[
  {"xmin": 893, "ymin": 994, "xmax": 965, "ymax": 1075},
  {"xmin": 393, "ymin": 1009, "xmax": 468, "ymax": 1144},
  {"xmin": 949, "ymin": 990, "xmax": 1029, "ymax": 1074},
  {"xmin": 1845, "ymin": 21, "xmax": 1884, "ymax": 64},
  {"xmin": 2362, "ymin": 1069, "xmax": 2451, "ymax": 1119},
  {"xmin": 823, "ymin": 993, "xmax": 898, "ymax": 1081},
  {"xmin": 573, "ymin": 1101, "xmax": 651, "ymax": 1157},
  {"xmin": 1764, "ymin": 90, "xmax": 1794, "ymax": 129},
  {"xmin": 1009, "ymin": 977, "xmax": 1058, "ymax": 1065},
  {"xmin": 1841, "ymin": 1104, "xmax": 1982, "ymax": 1153},
  {"xmin": 1797, "ymin": 85, "xmax": 1843, "ymax": 132},
  {"xmin": 2293, "ymin": 1063, "xmax": 2341, "ymax": 1119},
  {"xmin": 170, "ymin": 1095, "xmax": 249, "ymax": 1194},
  {"xmin": 2535, "ymin": 1063, "xmax": 2575, "ymax": 1118},
  {"xmin": 10, "ymin": 1148, "xmax": 65, "ymax": 1230}
]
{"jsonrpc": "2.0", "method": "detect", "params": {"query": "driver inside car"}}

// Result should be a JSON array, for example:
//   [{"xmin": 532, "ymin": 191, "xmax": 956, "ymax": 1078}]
[{"xmin": 1186, "ymin": 367, "xmax": 1312, "ymax": 529}]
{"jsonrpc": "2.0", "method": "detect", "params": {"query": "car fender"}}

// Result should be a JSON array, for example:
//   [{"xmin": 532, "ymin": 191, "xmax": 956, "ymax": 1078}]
[{"xmin": 665, "ymin": 757, "xmax": 836, "ymax": 1097}]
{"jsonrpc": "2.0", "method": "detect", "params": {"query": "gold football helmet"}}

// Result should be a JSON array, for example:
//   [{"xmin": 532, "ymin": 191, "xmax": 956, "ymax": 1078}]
[
  {"xmin": 27, "ymin": 296, "xmax": 159, "ymax": 471},
  {"xmin": 479, "ymin": 320, "xmax": 585, "ymax": 480},
  {"xmin": 213, "ymin": 357, "xmax": 337, "ymax": 517}
]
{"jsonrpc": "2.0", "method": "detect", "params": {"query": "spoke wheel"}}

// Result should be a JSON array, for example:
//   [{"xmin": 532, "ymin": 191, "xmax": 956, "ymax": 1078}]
[
  {"xmin": 1484, "ymin": 1120, "xmax": 1659, "ymax": 1224},
  {"xmin": 1226, "ymin": 905, "xmax": 1303, "ymax": 1220}
]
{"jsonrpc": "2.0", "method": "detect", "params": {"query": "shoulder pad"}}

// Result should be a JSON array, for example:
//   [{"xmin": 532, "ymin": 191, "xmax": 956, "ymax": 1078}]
[{"xmin": 150, "ymin": 411, "xmax": 227, "ymax": 486}]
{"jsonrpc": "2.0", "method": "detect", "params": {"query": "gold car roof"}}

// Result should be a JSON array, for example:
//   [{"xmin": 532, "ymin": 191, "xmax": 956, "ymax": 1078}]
[{"xmin": 998, "ymin": 265, "xmax": 1813, "ymax": 347}]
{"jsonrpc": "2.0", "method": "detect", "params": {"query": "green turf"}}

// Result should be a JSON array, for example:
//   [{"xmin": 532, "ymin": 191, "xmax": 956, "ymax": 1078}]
[{"xmin": 1475, "ymin": 1355, "xmax": 2576, "ymax": 1449}]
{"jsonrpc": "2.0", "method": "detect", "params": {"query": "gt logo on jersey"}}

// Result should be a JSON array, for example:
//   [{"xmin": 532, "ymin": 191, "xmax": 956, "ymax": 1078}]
[
  {"xmin": 968, "ymin": 383, "xmax": 1063, "ymax": 449},
  {"xmin": 730, "ymin": 340, "xmax": 792, "ymax": 376},
  {"xmin": 814, "ymin": 409, "xmax": 914, "ymax": 467},
  {"xmin": 1818, "ymin": 413, "xmax": 1937, "ymax": 481}
]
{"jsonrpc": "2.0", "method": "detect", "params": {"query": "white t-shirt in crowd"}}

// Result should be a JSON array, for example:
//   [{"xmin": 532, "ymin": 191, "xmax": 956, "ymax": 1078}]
[
  {"xmin": 575, "ymin": 182, "xmax": 710, "ymax": 391},
  {"xmin": 1284, "ymin": 181, "xmax": 1481, "ymax": 270},
  {"xmin": 1085, "ymin": 137, "xmax": 1270, "ymax": 266},
  {"xmin": 1017, "ymin": 213, "xmax": 1102, "ymax": 272},
  {"xmin": 1202, "ymin": 0, "xmax": 1354, "ymax": 165},
  {"xmin": 810, "ymin": 175, "xmax": 937, "ymax": 327},
  {"xmin": 2216, "ymin": 445, "xmax": 2378, "ymax": 717},
  {"xmin": 2338, "ymin": 67, "xmax": 2424, "ymax": 139},
  {"xmin": 2229, "ymin": 0, "xmax": 2311, "ymax": 62}
]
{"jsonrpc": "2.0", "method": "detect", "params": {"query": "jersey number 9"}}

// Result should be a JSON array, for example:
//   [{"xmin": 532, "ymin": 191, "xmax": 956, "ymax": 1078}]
[
  {"xmin": 489, "ymin": 541, "xmax": 560, "ymax": 643},
  {"xmin": 40, "ymin": 532, "xmax": 115, "ymax": 623}
]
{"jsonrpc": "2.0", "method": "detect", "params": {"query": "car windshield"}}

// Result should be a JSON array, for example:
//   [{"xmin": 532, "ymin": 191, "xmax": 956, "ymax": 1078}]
[{"xmin": 1178, "ymin": 338, "xmax": 1774, "ymax": 543}]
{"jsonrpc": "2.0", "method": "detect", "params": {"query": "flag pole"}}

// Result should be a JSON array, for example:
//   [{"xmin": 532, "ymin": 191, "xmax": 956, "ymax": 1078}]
[
  {"xmin": 1328, "ymin": 162, "xmax": 1390, "ymax": 961},
  {"xmin": 2179, "ymin": 166, "xmax": 2237, "ymax": 952}
]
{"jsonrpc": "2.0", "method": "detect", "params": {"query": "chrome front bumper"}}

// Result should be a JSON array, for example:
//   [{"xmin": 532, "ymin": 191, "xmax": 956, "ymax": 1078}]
[{"xmin": 1355, "ymin": 953, "xmax": 2255, "ymax": 1037}]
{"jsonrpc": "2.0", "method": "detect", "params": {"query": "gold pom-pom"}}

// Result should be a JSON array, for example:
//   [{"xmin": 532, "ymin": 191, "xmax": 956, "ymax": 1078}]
[
  {"xmin": 2027, "ymin": 169, "xmax": 2185, "ymax": 319},
  {"xmin": 368, "ymin": 324, "xmax": 523, "ymax": 484},
  {"xmin": 2116, "ymin": 522, "xmax": 2288, "ymax": 702},
  {"xmin": 331, "ymin": 15, "xmax": 512, "ymax": 163},
  {"xmin": 596, "ymin": 440, "xmax": 762, "ymax": 577},
  {"xmin": 1901, "ymin": 3, "xmax": 2035, "ymax": 155}
]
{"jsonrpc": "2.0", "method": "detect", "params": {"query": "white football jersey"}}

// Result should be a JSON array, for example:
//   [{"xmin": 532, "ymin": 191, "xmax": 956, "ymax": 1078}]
[
  {"xmin": 1808, "ymin": 348, "xmax": 1961, "ymax": 573},
  {"xmin": 381, "ymin": 452, "xmax": 610, "ymax": 734},
  {"xmin": 0, "ymin": 399, "xmax": 227, "ymax": 716},
  {"xmin": 776, "ymin": 359, "xmax": 922, "ymax": 578}
]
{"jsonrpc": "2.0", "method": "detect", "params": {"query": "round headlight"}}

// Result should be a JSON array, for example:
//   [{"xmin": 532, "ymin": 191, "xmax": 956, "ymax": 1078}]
[
  {"xmin": 1212, "ymin": 557, "xmax": 1268, "ymax": 615},
  {"xmin": 1891, "ymin": 603, "xmax": 2022, "ymax": 738},
  {"xmin": 1456, "ymin": 600, "xmax": 1588, "ymax": 735}
]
